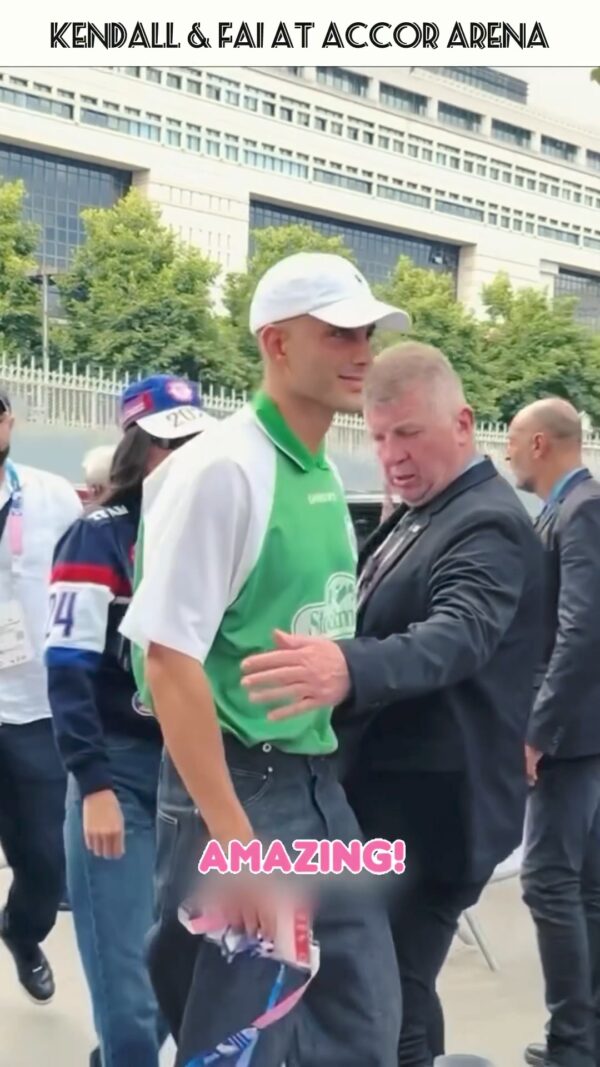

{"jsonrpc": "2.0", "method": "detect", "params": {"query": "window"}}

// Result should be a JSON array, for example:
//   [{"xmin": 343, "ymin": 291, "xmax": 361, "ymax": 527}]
[
  {"xmin": 249, "ymin": 199, "xmax": 460, "ymax": 285},
  {"xmin": 0, "ymin": 142, "xmax": 130, "ymax": 270},
  {"xmin": 206, "ymin": 129, "xmax": 221, "ymax": 156},
  {"xmin": 187, "ymin": 79, "xmax": 202, "ymax": 96},
  {"xmin": 146, "ymin": 68, "xmax": 162, "ymax": 84},
  {"xmin": 378, "ymin": 184, "xmax": 430, "ymax": 209},
  {"xmin": 224, "ymin": 134, "xmax": 239, "ymax": 162},
  {"xmin": 435, "ymin": 199, "xmax": 484, "ymax": 221},
  {"xmin": 81, "ymin": 107, "xmax": 161, "ymax": 142},
  {"xmin": 438, "ymin": 101, "xmax": 481, "ymax": 132},
  {"xmin": 317, "ymin": 67, "xmax": 368, "ymax": 97},
  {"xmin": 0, "ymin": 86, "xmax": 73, "ymax": 120},
  {"xmin": 380, "ymin": 83, "xmax": 427, "ymax": 116},
  {"xmin": 538, "ymin": 223, "xmax": 579, "ymax": 245},
  {"xmin": 432, "ymin": 66, "xmax": 527, "ymax": 104},
  {"xmin": 313, "ymin": 167, "xmax": 372, "ymax": 194},
  {"xmin": 542, "ymin": 135, "xmax": 577, "ymax": 162},
  {"xmin": 167, "ymin": 73, "xmax": 182, "ymax": 90},
  {"xmin": 492, "ymin": 119, "xmax": 531, "ymax": 148},
  {"xmin": 587, "ymin": 150, "xmax": 600, "ymax": 172}
]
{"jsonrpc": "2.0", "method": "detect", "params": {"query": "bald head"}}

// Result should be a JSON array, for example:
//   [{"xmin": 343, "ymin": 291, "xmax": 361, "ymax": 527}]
[
  {"xmin": 512, "ymin": 397, "xmax": 582, "ymax": 445},
  {"xmin": 507, "ymin": 397, "xmax": 584, "ymax": 498}
]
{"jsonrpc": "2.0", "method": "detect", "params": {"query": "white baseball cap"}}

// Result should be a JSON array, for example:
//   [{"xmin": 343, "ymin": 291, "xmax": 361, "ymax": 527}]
[{"xmin": 249, "ymin": 253, "xmax": 411, "ymax": 334}]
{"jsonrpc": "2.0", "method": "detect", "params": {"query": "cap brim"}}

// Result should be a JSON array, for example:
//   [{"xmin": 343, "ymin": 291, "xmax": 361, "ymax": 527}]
[
  {"xmin": 136, "ymin": 406, "xmax": 217, "ymax": 440},
  {"xmin": 311, "ymin": 296, "xmax": 410, "ymax": 332}
]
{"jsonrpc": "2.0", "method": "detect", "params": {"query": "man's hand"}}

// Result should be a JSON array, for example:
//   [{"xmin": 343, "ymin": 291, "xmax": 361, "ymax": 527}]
[
  {"xmin": 83, "ymin": 789, "xmax": 125, "ymax": 859},
  {"xmin": 241, "ymin": 630, "xmax": 351, "ymax": 720},
  {"xmin": 525, "ymin": 744, "xmax": 543, "ymax": 786}
]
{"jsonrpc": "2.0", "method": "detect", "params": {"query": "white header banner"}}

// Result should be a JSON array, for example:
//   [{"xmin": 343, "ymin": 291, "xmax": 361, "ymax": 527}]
[{"xmin": 0, "ymin": 0, "xmax": 596, "ymax": 67}]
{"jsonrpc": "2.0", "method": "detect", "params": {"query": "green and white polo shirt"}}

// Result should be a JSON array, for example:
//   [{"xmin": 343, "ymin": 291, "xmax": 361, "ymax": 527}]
[{"xmin": 121, "ymin": 391, "xmax": 358, "ymax": 755}]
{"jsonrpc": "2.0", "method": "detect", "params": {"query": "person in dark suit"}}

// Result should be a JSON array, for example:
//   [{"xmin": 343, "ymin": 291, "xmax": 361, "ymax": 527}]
[
  {"xmin": 506, "ymin": 398, "xmax": 600, "ymax": 1067},
  {"xmin": 241, "ymin": 342, "xmax": 544, "ymax": 1067}
]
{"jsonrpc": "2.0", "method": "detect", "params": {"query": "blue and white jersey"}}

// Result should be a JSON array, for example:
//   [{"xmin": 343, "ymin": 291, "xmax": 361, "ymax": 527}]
[{"xmin": 45, "ymin": 495, "xmax": 161, "ymax": 797}]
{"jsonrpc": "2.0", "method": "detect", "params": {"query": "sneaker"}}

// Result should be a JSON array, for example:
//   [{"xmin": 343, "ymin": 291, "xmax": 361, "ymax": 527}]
[{"xmin": 0, "ymin": 909, "xmax": 55, "ymax": 1004}]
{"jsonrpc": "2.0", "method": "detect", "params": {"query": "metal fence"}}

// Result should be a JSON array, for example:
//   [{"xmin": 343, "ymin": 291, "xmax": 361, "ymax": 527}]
[{"xmin": 3, "ymin": 353, "xmax": 600, "ymax": 474}]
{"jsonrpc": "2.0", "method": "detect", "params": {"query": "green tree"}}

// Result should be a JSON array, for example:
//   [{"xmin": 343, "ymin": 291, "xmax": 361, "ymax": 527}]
[
  {"xmin": 0, "ymin": 178, "xmax": 41, "ymax": 358},
  {"xmin": 222, "ymin": 223, "xmax": 356, "ymax": 381},
  {"xmin": 480, "ymin": 273, "xmax": 600, "ymax": 425},
  {"xmin": 375, "ymin": 256, "xmax": 499, "ymax": 418},
  {"xmin": 56, "ymin": 189, "xmax": 245, "ymax": 387},
  {"xmin": 591, "ymin": 67, "xmax": 600, "ymax": 84}
]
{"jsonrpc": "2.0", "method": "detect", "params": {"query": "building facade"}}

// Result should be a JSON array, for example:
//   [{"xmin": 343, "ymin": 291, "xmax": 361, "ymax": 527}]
[{"xmin": 0, "ymin": 64, "xmax": 599, "ymax": 328}]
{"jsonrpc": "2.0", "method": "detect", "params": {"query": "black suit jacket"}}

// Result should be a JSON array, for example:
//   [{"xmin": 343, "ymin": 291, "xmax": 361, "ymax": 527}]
[
  {"xmin": 335, "ymin": 458, "xmax": 544, "ymax": 884},
  {"xmin": 528, "ymin": 468, "xmax": 600, "ymax": 760}
]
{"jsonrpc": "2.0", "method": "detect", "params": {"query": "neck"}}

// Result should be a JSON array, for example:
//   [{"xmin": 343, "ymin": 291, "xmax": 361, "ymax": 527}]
[
  {"xmin": 262, "ymin": 381, "xmax": 334, "ymax": 454},
  {"xmin": 537, "ymin": 454, "xmax": 583, "ymax": 502}
]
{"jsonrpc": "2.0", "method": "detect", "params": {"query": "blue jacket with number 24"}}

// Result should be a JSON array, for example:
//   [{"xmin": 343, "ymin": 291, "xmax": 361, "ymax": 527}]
[{"xmin": 45, "ymin": 494, "xmax": 161, "ymax": 799}]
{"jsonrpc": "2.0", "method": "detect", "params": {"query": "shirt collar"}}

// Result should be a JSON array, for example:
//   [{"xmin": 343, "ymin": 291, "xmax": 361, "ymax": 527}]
[
  {"xmin": 547, "ymin": 466, "xmax": 588, "ymax": 505},
  {"xmin": 251, "ymin": 390, "xmax": 329, "ymax": 472}
]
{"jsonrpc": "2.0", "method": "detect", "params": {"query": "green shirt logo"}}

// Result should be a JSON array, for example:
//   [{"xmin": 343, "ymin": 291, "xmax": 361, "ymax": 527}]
[{"xmin": 291, "ymin": 572, "xmax": 356, "ymax": 639}]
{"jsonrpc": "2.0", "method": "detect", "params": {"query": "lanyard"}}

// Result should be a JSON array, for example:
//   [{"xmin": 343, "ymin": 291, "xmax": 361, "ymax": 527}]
[
  {"xmin": 180, "ymin": 905, "xmax": 319, "ymax": 1066},
  {"xmin": 1, "ymin": 462, "xmax": 24, "ymax": 589}
]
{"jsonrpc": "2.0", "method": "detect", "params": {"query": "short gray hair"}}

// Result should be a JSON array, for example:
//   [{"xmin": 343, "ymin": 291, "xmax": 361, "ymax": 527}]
[
  {"xmin": 82, "ymin": 444, "xmax": 116, "ymax": 489},
  {"xmin": 363, "ymin": 342, "xmax": 466, "ymax": 408}
]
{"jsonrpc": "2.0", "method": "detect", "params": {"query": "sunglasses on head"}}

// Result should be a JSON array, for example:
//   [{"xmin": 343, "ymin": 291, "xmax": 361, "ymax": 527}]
[{"xmin": 149, "ymin": 433, "xmax": 198, "ymax": 451}]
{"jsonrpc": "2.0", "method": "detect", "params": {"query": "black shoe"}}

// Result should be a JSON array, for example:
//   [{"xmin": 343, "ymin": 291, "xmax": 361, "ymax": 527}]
[
  {"xmin": 0, "ymin": 910, "xmax": 55, "ymax": 1004},
  {"xmin": 524, "ymin": 1044, "xmax": 561, "ymax": 1067},
  {"xmin": 525, "ymin": 1044, "xmax": 545, "ymax": 1066}
]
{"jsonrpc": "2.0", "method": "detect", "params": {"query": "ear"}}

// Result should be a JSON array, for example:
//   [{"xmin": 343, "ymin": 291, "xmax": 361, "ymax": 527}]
[{"xmin": 260, "ymin": 324, "xmax": 287, "ymax": 366}]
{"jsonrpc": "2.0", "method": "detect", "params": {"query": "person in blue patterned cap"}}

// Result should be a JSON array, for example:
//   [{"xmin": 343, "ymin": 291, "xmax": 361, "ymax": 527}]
[{"xmin": 45, "ymin": 374, "xmax": 215, "ymax": 1067}]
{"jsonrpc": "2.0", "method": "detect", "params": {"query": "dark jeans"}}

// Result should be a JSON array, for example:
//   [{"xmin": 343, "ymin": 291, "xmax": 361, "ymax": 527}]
[
  {"xmin": 0, "ymin": 717, "xmax": 67, "ymax": 951},
  {"xmin": 522, "ymin": 756, "xmax": 600, "ymax": 1067},
  {"xmin": 347, "ymin": 771, "xmax": 490, "ymax": 1067},
  {"xmin": 65, "ymin": 734, "xmax": 167, "ymax": 1067},
  {"xmin": 149, "ymin": 736, "xmax": 402, "ymax": 1067}
]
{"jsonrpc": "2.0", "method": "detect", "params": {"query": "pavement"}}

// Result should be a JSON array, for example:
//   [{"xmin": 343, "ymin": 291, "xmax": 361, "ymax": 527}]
[{"xmin": 0, "ymin": 866, "xmax": 546, "ymax": 1067}]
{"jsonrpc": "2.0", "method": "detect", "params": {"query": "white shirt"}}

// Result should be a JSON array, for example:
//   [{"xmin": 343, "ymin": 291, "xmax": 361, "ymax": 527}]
[{"xmin": 0, "ymin": 462, "xmax": 83, "ymax": 724}]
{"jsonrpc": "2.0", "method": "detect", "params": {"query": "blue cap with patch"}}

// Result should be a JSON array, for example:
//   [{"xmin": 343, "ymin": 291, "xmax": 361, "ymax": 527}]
[{"xmin": 119, "ymin": 374, "xmax": 216, "ymax": 440}]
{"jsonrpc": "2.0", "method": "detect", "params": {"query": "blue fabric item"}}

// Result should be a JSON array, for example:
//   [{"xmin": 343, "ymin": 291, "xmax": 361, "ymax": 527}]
[
  {"xmin": 64, "ymin": 736, "xmax": 168, "ymax": 1067},
  {"xmin": 119, "ymin": 374, "xmax": 204, "ymax": 431},
  {"xmin": 46, "ymin": 495, "xmax": 161, "ymax": 798}
]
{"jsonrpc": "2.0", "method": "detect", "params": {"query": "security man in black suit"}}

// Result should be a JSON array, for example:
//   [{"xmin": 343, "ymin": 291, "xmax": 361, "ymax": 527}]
[
  {"xmin": 241, "ymin": 342, "xmax": 544, "ymax": 1067},
  {"xmin": 507, "ymin": 398, "xmax": 600, "ymax": 1067}
]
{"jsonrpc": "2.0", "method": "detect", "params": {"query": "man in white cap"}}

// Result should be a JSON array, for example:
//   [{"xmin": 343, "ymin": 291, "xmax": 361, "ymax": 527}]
[{"xmin": 121, "ymin": 253, "xmax": 410, "ymax": 1066}]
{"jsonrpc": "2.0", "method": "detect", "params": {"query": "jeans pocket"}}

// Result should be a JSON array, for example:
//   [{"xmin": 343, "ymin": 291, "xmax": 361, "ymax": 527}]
[
  {"xmin": 229, "ymin": 766, "xmax": 274, "ymax": 810},
  {"xmin": 155, "ymin": 809, "xmax": 181, "ymax": 916}
]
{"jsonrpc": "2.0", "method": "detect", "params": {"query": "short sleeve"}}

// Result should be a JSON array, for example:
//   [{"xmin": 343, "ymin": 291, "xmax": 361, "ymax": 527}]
[{"xmin": 120, "ymin": 455, "xmax": 253, "ymax": 665}]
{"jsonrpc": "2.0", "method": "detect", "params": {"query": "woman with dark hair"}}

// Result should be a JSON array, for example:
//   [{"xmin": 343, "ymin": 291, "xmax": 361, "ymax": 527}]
[{"xmin": 45, "ymin": 375, "xmax": 214, "ymax": 1067}]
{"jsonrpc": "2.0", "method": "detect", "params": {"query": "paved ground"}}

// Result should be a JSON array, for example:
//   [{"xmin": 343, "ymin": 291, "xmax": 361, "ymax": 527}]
[{"xmin": 0, "ymin": 867, "xmax": 545, "ymax": 1066}]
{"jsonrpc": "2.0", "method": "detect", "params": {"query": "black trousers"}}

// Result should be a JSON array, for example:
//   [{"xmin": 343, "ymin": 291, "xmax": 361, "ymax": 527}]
[
  {"xmin": 0, "ymin": 718, "xmax": 67, "ymax": 950},
  {"xmin": 346, "ymin": 769, "xmax": 491, "ymax": 1067},
  {"xmin": 522, "ymin": 756, "xmax": 600, "ymax": 1067}
]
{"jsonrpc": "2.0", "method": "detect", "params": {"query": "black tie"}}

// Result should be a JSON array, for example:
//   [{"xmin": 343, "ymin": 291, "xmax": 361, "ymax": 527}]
[{"xmin": 358, "ymin": 509, "xmax": 415, "ymax": 608}]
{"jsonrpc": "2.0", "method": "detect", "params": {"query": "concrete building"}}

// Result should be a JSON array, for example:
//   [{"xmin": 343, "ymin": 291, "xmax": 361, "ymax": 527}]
[{"xmin": 0, "ymin": 64, "xmax": 599, "ymax": 328}]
